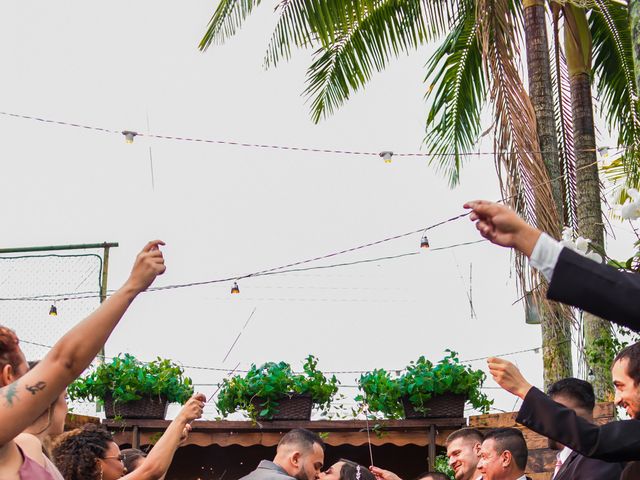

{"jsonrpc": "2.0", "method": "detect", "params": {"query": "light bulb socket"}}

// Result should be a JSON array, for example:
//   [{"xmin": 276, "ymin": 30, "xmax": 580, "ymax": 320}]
[
  {"xmin": 49, "ymin": 304, "xmax": 58, "ymax": 316},
  {"xmin": 231, "ymin": 282, "xmax": 240, "ymax": 294},
  {"xmin": 122, "ymin": 130, "xmax": 138, "ymax": 144},
  {"xmin": 379, "ymin": 151, "xmax": 393, "ymax": 163}
]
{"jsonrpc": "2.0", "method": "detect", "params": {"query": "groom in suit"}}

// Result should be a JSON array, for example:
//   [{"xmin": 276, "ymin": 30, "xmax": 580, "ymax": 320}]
[{"xmin": 545, "ymin": 378, "xmax": 622, "ymax": 479}]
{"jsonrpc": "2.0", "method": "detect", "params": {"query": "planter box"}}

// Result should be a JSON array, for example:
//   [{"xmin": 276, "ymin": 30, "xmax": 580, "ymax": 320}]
[
  {"xmin": 251, "ymin": 393, "xmax": 313, "ymax": 420},
  {"xmin": 402, "ymin": 393, "xmax": 466, "ymax": 419},
  {"xmin": 104, "ymin": 394, "xmax": 168, "ymax": 419}
]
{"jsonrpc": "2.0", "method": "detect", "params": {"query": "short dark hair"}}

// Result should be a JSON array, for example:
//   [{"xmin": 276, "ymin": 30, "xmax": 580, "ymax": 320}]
[
  {"xmin": 446, "ymin": 427, "xmax": 484, "ymax": 446},
  {"xmin": 547, "ymin": 378, "xmax": 595, "ymax": 412},
  {"xmin": 614, "ymin": 342, "xmax": 640, "ymax": 385},
  {"xmin": 278, "ymin": 428, "xmax": 325, "ymax": 452},
  {"xmin": 414, "ymin": 472, "xmax": 450, "ymax": 480},
  {"xmin": 338, "ymin": 460, "xmax": 376, "ymax": 480},
  {"xmin": 121, "ymin": 448, "xmax": 147, "ymax": 473},
  {"xmin": 483, "ymin": 428, "xmax": 528, "ymax": 471}
]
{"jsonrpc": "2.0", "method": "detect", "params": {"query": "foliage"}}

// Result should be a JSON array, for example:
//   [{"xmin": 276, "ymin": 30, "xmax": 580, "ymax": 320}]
[
  {"xmin": 68, "ymin": 353, "xmax": 194, "ymax": 404},
  {"xmin": 356, "ymin": 351, "xmax": 492, "ymax": 419},
  {"xmin": 434, "ymin": 454, "xmax": 455, "ymax": 479},
  {"xmin": 215, "ymin": 355, "xmax": 339, "ymax": 420}
]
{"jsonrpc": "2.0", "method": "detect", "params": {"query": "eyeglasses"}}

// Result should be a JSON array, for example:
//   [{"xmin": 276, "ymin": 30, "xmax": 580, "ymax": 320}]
[{"xmin": 103, "ymin": 453, "xmax": 126, "ymax": 463}]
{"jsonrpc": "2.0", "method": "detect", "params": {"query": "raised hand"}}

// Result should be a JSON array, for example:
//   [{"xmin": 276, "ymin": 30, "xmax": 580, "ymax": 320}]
[
  {"xmin": 487, "ymin": 357, "xmax": 533, "ymax": 399},
  {"xmin": 126, "ymin": 240, "xmax": 166, "ymax": 293},
  {"xmin": 463, "ymin": 201, "xmax": 541, "ymax": 257},
  {"xmin": 177, "ymin": 393, "xmax": 206, "ymax": 424}
]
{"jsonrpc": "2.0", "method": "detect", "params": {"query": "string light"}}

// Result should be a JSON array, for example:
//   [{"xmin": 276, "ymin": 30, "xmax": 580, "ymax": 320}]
[
  {"xmin": 122, "ymin": 130, "xmax": 138, "ymax": 144},
  {"xmin": 48, "ymin": 304, "xmax": 57, "ymax": 316},
  {"xmin": 379, "ymin": 151, "xmax": 393, "ymax": 163},
  {"xmin": 420, "ymin": 235, "xmax": 430, "ymax": 249},
  {"xmin": 230, "ymin": 281, "xmax": 240, "ymax": 294}
]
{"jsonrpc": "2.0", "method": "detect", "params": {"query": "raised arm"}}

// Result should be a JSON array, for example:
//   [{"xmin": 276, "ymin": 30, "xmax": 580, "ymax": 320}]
[
  {"xmin": 0, "ymin": 240, "xmax": 166, "ymax": 445},
  {"xmin": 125, "ymin": 393, "xmax": 205, "ymax": 480}
]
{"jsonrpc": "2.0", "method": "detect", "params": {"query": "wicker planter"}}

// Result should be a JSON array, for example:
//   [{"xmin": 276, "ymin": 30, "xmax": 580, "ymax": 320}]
[
  {"xmin": 401, "ymin": 393, "xmax": 466, "ymax": 419},
  {"xmin": 104, "ymin": 394, "xmax": 168, "ymax": 419},
  {"xmin": 251, "ymin": 393, "xmax": 313, "ymax": 420}
]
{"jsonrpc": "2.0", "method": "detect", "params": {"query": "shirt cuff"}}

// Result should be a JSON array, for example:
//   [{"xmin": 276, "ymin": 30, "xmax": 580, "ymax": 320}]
[{"xmin": 530, "ymin": 233, "xmax": 563, "ymax": 282}]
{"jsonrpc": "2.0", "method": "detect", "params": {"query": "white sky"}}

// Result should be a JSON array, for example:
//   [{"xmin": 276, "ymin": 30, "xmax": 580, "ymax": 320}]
[{"xmin": 0, "ymin": 1, "xmax": 634, "ymax": 419}]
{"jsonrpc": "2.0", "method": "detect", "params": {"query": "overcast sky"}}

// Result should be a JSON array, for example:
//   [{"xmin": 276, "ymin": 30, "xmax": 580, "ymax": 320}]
[{"xmin": 0, "ymin": 1, "xmax": 633, "ymax": 419}]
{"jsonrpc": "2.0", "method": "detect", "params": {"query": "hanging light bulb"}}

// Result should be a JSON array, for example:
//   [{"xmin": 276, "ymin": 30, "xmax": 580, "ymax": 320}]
[
  {"xmin": 597, "ymin": 146, "xmax": 610, "ymax": 158},
  {"xmin": 588, "ymin": 369, "xmax": 595, "ymax": 382},
  {"xmin": 231, "ymin": 281, "xmax": 240, "ymax": 294},
  {"xmin": 49, "ymin": 304, "xmax": 57, "ymax": 316},
  {"xmin": 379, "ymin": 151, "xmax": 393, "ymax": 164},
  {"xmin": 122, "ymin": 130, "xmax": 138, "ymax": 144},
  {"xmin": 420, "ymin": 235, "xmax": 430, "ymax": 249}
]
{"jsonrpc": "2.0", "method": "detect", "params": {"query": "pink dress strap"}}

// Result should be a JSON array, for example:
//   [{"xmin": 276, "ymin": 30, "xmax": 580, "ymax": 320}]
[{"xmin": 17, "ymin": 445, "xmax": 55, "ymax": 480}]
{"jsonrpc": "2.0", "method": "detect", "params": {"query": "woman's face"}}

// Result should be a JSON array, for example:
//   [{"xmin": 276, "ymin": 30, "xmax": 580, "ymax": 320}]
[
  {"xmin": 319, "ymin": 462, "xmax": 345, "ymax": 480},
  {"xmin": 99, "ymin": 441, "xmax": 126, "ymax": 480}
]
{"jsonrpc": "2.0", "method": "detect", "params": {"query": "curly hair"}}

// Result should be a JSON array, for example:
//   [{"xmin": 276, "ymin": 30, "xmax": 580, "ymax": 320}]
[
  {"xmin": 0, "ymin": 325, "xmax": 22, "ymax": 373},
  {"xmin": 52, "ymin": 423, "xmax": 113, "ymax": 480}
]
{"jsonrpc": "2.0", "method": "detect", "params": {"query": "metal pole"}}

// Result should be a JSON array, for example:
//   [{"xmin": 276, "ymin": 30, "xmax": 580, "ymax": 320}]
[
  {"xmin": 0, "ymin": 242, "xmax": 118, "ymax": 254},
  {"xmin": 98, "ymin": 245, "xmax": 111, "ymax": 363}
]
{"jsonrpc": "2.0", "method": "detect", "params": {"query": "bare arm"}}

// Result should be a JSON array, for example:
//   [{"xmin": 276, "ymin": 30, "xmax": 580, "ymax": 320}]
[
  {"xmin": 124, "ymin": 394, "xmax": 205, "ymax": 480},
  {"xmin": 0, "ymin": 241, "xmax": 166, "ymax": 446}
]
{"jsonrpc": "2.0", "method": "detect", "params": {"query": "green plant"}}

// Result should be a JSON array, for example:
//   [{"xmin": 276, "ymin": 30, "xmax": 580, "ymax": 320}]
[
  {"xmin": 356, "ymin": 351, "xmax": 492, "ymax": 419},
  {"xmin": 215, "ymin": 355, "xmax": 339, "ymax": 420},
  {"xmin": 68, "ymin": 353, "xmax": 194, "ymax": 405},
  {"xmin": 434, "ymin": 454, "xmax": 454, "ymax": 479}
]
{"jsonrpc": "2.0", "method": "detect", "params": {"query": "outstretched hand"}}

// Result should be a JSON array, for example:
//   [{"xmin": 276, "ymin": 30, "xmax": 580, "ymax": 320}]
[
  {"xmin": 126, "ymin": 240, "xmax": 167, "ymax": 293},
  {"xmin": 177, "ymin": 393, "xmax": 206, "ymax": 424},
  {"xmin": 464, "ymin": 201, "xmax": 541, "ymax": 257},
  {"xmin": 487, "ymin": 357, "xmax": 533, "ymax": 400},
  {"xmin": 369, "ymin": 466, "xmax": 403, "ymax": 480}
]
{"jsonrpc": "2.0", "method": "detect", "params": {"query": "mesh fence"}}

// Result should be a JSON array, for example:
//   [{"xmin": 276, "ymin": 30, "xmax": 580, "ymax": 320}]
[{"xmin": 0, "ymin": 252, "xmax": 104, "ymax": 416}]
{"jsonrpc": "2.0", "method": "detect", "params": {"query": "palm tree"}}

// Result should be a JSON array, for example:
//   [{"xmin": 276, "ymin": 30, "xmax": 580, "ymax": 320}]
[{"xmin": 198, "ymin": 0, "xmax": 638, "ymax": 389}]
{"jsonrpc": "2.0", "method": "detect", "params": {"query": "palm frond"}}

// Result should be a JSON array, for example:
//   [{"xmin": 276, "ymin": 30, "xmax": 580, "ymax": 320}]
[
  {"xmin": 200, "ymin": 0, "xmax": 264, "ymax": 51},
  {"xmin": 550, "ymin": 7, "xmax": 578, "ymax": 228},
  {"xmin": 423, "ymin": 5, "xmax": 486, "ymax": 186},
  {"xmin": 302, "ymin": 0, "xmax": 433, "ymax": 122},
  {"xmin": 590, "ymin": 0, "xmax": 640, "ymax": 185}
]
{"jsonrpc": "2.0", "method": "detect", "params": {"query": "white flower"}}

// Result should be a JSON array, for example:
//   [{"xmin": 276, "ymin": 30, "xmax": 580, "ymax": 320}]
[
  {"xmin": 575, "ymin": 236, "xmax": 590, "ymax": 253},
  {"xmin": 585, "ymin": 251, "xmax": 603, "ymax": 263},
  {"xmin": 628, "ymin": 188, "xmax": 640, "ymax": 201},
  {"xmin": 562, "ymin": 226, "xmax": 574, "ymax": 242},
  {"xmin": 621, "ymin": 201, "xmax": 640, "ymax": 220}
]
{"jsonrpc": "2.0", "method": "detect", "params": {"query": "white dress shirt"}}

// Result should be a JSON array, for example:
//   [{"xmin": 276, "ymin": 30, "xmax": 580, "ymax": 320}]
[
  {"xmin": 553, "ymin": 446, "xmax": 573, "ymax": 478},
  {"xmin": 530, "ymin": 232, "xmax": 563, "ymax": 282}
]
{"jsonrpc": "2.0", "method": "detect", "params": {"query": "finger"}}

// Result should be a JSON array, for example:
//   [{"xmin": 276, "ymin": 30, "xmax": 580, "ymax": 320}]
[
  {"xmin": 194, "ymin": 393, "xmax": 207, "ymax": 402},
  {"xmin": 142, "ymin": 240, "xmax": 166, "ymax": 252},
  {"xmin": 463, "ymin": 200, "xmax": 491, "ymax": 209}
]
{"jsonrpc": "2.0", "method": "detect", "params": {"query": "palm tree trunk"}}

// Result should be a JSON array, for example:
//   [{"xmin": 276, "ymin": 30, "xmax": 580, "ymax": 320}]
[
  {"xmin": 565, "ymin": 4, "xmax": 614, "ymax": 401},
  {"xmin": 524, "ymin": 0, "xmax": 573, "ymax": 386},
  {"xmin": 632, "ymin": 0, "xmax": 640, "ymax": 92}
]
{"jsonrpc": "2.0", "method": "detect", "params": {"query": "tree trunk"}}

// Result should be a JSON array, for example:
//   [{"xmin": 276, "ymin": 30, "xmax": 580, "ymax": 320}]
[
  {"xmin": 570, "ymin": 72, "xmax": 614, "ymax": 400},
  {"xmin": 631, "ymin": 0, "xmax": 640, "ymax": 92},
  {"xmin": 524, "ymin": 0, "xmax": 573, "ymax": 386}
]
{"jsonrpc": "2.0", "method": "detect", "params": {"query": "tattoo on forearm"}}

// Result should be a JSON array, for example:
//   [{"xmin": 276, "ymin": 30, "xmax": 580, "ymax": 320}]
[
  {"xmin": 0, "ymin": 382, "xmax": 19, "ymax": 406},
  {"xmin": 25, "ymin": 381, "xmax": 46, "ymax": 395}
]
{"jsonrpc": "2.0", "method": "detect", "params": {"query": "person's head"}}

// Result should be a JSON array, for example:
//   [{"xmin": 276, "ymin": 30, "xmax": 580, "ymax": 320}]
[
  {"xmin": 53, "ymin": 423, "xmax": 126, "ymax": 480},
  {"xmin": 0, "ymin": 325, "xmax": 28, "ymax": 386},
  {"xmin": 547, "ymin": 377, "xmax": 595, "ymax": 449},
  {"xmin": 446, "ymin": 428, "xmax": 484, "ymax": 480},
  {"xmin": 414, "ymin": 473, "xmax": 450, "ymax": 480},
  {"xmin": 613, "ymin": 342, "xmax": 640, "ymax": 419},
  {"xmin": 121, "ymin": 448, "xmax": 147, "ymax": 473},
  {"xmin": 26, "ymin": 360, "xmax": 68, "ymax": 437},
  {"xmin": 477, "ymin": 428, "xmax": 528, "ymax": 480},
  {"xmin": 274, "ymin": 428, "xmax": 325, "ymax": 480},
  {"xmin": 319, "ymin": 460, "xmax": 376, "ymax": 480}
]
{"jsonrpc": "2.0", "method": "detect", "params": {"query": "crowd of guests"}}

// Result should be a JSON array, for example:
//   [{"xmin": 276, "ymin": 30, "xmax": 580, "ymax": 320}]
[{"xmin": 2, "ymin": 200, "xmax": 640, "ymax": 479}]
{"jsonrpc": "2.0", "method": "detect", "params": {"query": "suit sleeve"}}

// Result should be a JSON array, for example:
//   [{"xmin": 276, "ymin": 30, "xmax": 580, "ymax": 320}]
[
  {"xmin": 517, "ymin": 387, "xmax": 640, "ymax": 462},
  {"xmin": 548, "ymin": 248, "xmax": 640, "ymax": 332}
]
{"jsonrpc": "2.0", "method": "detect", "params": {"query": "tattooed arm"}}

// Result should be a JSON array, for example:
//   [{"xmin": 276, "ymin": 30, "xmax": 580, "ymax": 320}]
[{"xmin": 0, "ymin": 240, "xmax": 166, "ymax": 446}]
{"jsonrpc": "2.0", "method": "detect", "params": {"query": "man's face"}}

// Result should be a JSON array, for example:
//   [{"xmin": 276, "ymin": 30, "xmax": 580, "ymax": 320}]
[
  {"xmin": 477, "ymin": 439, "xmax": 507, "ymax": 480},
  {"xmin": 447, "ymin": 437, "xmax": 480, "ymax": 480},
  {"xmin": 548, "ymin": 394, "xmax": 591, "ymax": 449},
  {"xmin": 293, "ymin": 443, "xmax": 324, "ymax": 480},
  {"xmin": 612, "ymin": 358, "xmax": 640, "ymax": 419}
]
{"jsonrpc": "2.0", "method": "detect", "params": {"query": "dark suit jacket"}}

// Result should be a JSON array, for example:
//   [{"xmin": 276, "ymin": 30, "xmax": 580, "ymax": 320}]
[
  {"xmin": 553, "ymin": 449, "xmax": 623, "ymax": 480},
  {"xmin": 517, "ymin": 387, "xmax": 640, "ymax": 462},
  {"xmin": 547, "ymin": 247, "xmax": 640, "ymax": 331}
]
